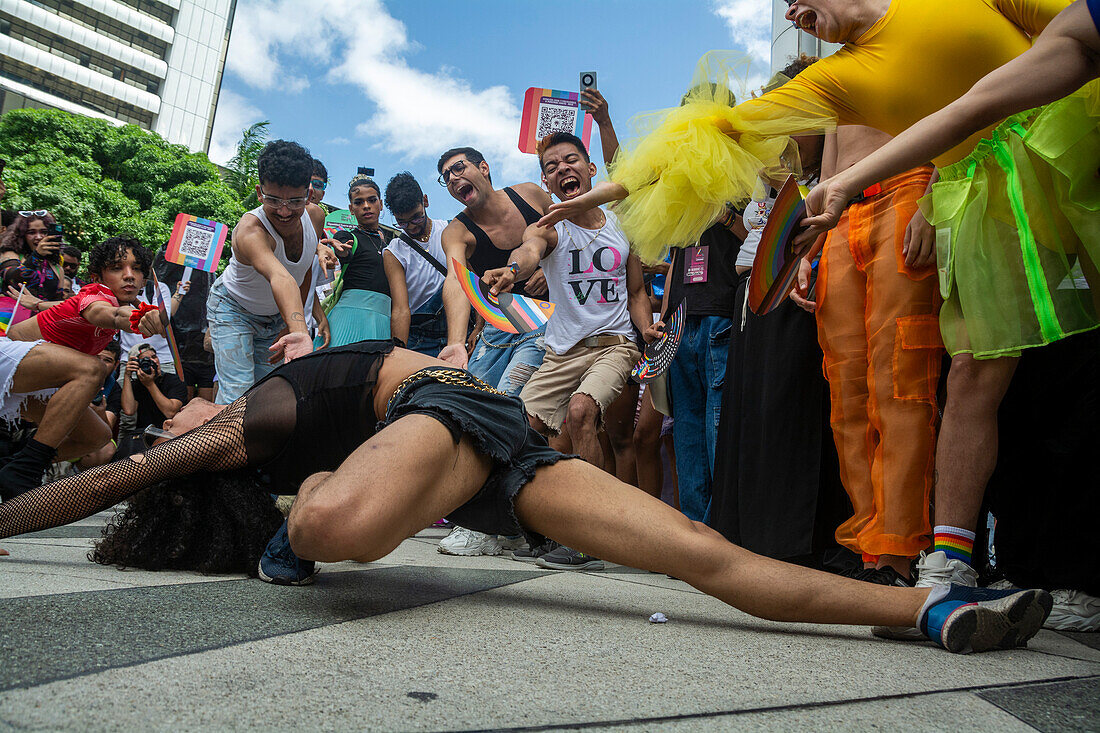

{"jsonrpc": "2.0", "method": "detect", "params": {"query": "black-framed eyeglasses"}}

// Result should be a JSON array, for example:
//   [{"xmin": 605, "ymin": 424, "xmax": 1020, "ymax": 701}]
[
  {"xmin": 438, "ymin": 159, "xmax": 475, "ymax": 186},
  {"xmin": 394, "ymin": 211, "xmax": 427, "ymax": 229},
  {"xmin": 259, "ymin": 190, "xmax": 309, "ymax": 210},
  {"xmin": 18, "ymin": 210, "xmax": 48, "ymax": 217},
  {"xmin": 310, "ymin": 179, "xmax": 328, "ymax": 191}
]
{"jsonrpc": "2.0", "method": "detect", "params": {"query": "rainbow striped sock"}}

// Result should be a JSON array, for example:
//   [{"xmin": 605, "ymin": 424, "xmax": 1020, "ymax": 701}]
[{"xmin": 933, "ymin": 525, "xmax": 975, "ymax": 565}]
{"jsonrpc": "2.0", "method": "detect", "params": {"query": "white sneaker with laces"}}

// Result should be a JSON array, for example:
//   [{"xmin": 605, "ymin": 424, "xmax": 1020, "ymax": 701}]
[
  {"xmin": 914, "ymin": 550, "xmax": 979, "ymax": 589},
  {"xmin": 872, "ymin": 551, "xmax": 978, "ymax": 641},
  {"xmin": 1045, "ymin": 589, "xmax": 1100, "ymax": 632},
  {"xmin": 437, "ymin": 526, "xmax": 504, "ymax": 556}
]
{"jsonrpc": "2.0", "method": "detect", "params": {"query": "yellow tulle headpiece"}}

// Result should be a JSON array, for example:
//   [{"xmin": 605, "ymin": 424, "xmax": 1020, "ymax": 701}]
[{"xmin": 608, "ymin": 51, "xmax": 835, "ymax": 262}]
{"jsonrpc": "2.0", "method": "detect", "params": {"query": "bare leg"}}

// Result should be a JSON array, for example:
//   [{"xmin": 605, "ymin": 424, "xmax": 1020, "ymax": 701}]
[
  {"xmin": 10, "ymin": 344, "xmax": 107, "ymax": 448},
  {"xmin": 287, "ymin": 415, "xmax": 928, "ymax": 628},
  {"xmin": 934, "ymin": 354, "xmax": 1018, "ymax": 531},
  {"xmin": 20, "ymin": 402, "xmax": 110, "ymax": 463},
  {"xmin": 633, "ymin": 389, "xmax": 664, "ymax": 499},
  {"xmin": 288, "ymin": 415, "xmax": 492, "ymax": 562},
  {"xmin": 603, "ymin": 382, "xmax": 638, "ymax": 484},
  {"xmin": 565, "ymin": 394, "xmax": 604, "ymax": 470},
  {"xmin": 515, "ymin": 460, "xmax": 930, "ymax": 627}
]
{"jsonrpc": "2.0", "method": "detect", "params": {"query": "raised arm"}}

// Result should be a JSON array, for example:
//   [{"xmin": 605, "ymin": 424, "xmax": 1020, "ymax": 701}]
[
  {"xmin": 802, "ymin": 0, "xmax": 1099, "ymax": 236},
  {"xmin": 438, "ymin": 222, "xmax": 474, "ymax": 368},
  {"xmin": 231, "ymin": 216, "xmax": 313, "ymax": 362}
]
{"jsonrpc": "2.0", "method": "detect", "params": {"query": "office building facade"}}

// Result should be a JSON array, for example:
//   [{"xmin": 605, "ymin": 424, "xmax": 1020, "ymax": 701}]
[{"xmin": 0, "ymin": 0, "xmax": 235, "ymax": 153}]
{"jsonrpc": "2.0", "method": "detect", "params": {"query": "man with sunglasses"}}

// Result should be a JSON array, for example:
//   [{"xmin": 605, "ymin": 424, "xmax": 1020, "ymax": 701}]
[
  {"xmin": 383, "ymin": 172, "xmax": 450, "ymax": 357},
  {"xmin": 208, "ymin": 140, "xmax": 330, "ymax": 405},
  {"xmin": 434, "ymin": 147, "xmax": 552, "ymax": 557},
  {"xmin": 309, "ymin": 159, "xmax": 337, "ymax": 215}
]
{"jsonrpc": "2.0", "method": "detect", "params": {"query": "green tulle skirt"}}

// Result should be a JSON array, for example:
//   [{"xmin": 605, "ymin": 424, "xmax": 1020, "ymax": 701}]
[{"xmin": 925, "ymin": 81, "xmax": 1100, "ymax": 359}]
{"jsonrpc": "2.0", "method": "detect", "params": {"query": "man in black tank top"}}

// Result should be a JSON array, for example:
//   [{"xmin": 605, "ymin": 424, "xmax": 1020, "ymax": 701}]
[{"xmin": 434, "ymin": 146, "xmax": 553, "ymax": 557}]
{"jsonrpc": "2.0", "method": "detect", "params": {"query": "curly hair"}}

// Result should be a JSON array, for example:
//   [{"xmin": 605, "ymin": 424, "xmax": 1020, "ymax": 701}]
[
  {"xmin": 87, "ymin": 236, "xmax": 152, "ymax": 279},
  {"xmin": 383, "ymin": 172, "xmax": 423, "ymax": 215},
  {"xmin": 1, "ymin": 211, "xmax": 57, "ymax": 256},
  {"xmin": 90, "ymin": 471, "xmax": 284, "ymax": 576},
  {"xmin": 257, "ymin": 140, "xmax": 313, "ymax": 190},
  {"xmin": 311, "ymin": 158, "xmax": 328, "ymax": 182},
  {"xmin": 347, "ymin": 174, "xmax": 380, "ymax": 199}
]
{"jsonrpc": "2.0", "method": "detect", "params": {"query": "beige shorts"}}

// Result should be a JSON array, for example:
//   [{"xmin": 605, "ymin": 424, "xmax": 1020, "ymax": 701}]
[{"xmin": 520, "ymin": 339, "xmax": 640, "ymax": 434}]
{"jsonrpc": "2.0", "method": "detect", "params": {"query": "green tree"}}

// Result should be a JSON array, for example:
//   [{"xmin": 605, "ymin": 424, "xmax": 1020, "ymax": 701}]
[
  {"xmin": 0, "ymin": 108, "xmax": 245, "ymax": 256},
  {"xmin": 224, "ymin": 120, "xmax": 270, "ymax": 210}
]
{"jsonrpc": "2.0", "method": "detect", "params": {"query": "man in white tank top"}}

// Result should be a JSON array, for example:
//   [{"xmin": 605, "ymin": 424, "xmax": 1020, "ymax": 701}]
[
  {"xmin": 382, "ymin": 173, "xmax": 449, "ymax": 356},
  {"xmin": 208, "ymin": 140, "xmax": 330, "ymax": 405},
  {"xmin": 485, "ymin": 133, "xmax": 651, "ymax": 469}
]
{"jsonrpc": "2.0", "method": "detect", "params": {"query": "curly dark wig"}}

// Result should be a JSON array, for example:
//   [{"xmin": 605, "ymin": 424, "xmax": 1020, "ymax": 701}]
[
  {"xmin": 90, "ymin": 471, "xmax": 284, "ymax": 576},
  {"xmin": 87, "ymin": 236, "xmax": 153, "ymax": 279}
]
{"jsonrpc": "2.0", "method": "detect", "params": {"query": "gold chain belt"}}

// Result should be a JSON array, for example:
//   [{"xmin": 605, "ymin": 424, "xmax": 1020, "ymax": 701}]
[{"xmin": 386, "ymin": 367, "xmax": 505, "ymax": 413}]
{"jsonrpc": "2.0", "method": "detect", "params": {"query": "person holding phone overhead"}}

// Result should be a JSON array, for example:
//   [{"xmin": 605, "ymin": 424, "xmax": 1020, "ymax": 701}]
[{"xmin": 0, "ymin": 210, "xmax": 65, "ymax": 311}]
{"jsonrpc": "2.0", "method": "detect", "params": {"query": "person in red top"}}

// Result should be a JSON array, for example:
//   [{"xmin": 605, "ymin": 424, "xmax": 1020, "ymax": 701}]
[{"xmin": 1, "ymin": 236, "xmax": 164, "ymax": 499}]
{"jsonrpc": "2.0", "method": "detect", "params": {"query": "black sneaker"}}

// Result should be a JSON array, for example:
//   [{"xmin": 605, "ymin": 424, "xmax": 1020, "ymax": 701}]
[
  {"xmin": 509, "ymin": 539, "xmax": 556, "ymax": 563},
  {"xmin": 257, "ymin": 520, "xmax": 317, "ymax": 585},
  {"xmin": 865, "ymin": 567, "xmax": 913, "ymax": 587},
  {"xmin": 536, "ymin": 545, "xmax": 605, "ymax": 571}
]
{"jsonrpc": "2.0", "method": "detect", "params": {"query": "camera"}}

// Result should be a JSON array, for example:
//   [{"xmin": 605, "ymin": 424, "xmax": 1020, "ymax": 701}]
[{"xmin": 138, "ymin": 356, "xmax": 156, "ymax": 375}]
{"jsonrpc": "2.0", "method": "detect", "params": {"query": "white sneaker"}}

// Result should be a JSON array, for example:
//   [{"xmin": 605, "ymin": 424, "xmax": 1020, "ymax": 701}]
[
  {"xmin": 872, "ymin": 551, "xmax": 977, "ymax": 641},
  {"xmin": 1045, "ymin": 589, "xmax": 1100, "ymax": 632},
  {"xmin": 914, "ymin": 550, "xmax": 978, "ymax": 588},
  {"xmin": 437, "ymin": 526, "xmax": 503, "ymax": 556}
]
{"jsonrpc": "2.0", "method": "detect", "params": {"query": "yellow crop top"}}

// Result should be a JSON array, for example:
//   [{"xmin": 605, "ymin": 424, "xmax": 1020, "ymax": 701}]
[{"xmin": 739, "ymin": 0, "xmax": 1069, "ymax": 166}]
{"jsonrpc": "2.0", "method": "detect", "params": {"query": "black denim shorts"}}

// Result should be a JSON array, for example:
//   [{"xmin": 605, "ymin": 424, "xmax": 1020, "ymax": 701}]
[{"xmin": 380, "ymin": 367, "xmax": 572, "ymax": 542}]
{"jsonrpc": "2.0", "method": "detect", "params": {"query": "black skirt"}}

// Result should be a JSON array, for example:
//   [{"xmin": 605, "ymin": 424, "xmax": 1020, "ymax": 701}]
[{"xmin": 708, "ymin": 275, "xmax": 848, "ymax": 561}]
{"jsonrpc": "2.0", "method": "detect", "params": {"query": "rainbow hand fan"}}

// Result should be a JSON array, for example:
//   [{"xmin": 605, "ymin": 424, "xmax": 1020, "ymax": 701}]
[
  {"xmin": 748, "ymin": 174, "xmax": 812, "ymax": 315},
  {"xmin": 452, "ymin": 258, "xmax": 555, "ymax": 334},
  {"xmin": 632, "ymin": 298, "xmax": 685, "ymax": 383}
]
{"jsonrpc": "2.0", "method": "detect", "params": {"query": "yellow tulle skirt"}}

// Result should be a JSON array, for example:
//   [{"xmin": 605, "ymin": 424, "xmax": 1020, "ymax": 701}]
[{"xmin": 608, "ymin": 52, "xmax": 834, "ymax": 263}]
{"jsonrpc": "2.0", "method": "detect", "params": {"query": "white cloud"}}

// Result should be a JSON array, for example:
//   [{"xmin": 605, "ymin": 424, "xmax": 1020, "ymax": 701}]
[
  {"xmin": 223, "ymin": 0, "xmax": 535, "ymax": 182},
  {"xmin": 207, "ymin": 89, "xmax": 265, "ymax": 166},
  {"xmin": 327, "ymin": 136, "xmax": 350, "ymax": 145},
  {"xmin": 712, "ymin": 0, "xmax": 772, "ymax": 62}
]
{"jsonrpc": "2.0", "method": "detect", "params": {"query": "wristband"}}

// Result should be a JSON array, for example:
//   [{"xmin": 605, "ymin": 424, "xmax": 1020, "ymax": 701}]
[
  {"xmin": 129, "ymin": 302, "xmax": 159, "ymax": 333},
  {"xmin": 508, "ymin": 262, "xmax": 520, "ymax": 277}
]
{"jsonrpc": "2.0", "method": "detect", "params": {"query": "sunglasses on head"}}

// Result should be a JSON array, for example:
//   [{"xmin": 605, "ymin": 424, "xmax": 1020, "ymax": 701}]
[{"xmin": 18, "ymin": 210, "xmax": 49, "ymax": 217}]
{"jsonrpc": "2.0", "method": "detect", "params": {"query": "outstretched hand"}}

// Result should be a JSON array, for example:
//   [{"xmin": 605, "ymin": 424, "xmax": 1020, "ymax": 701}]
[
  {"xmin": 268, "ymin": 331, "xmax": 313, "ymax": 364},
  {"xmin": 795, "ymin": 176, "xmax": 856, "ymax": 250},
  {"xmin": 537, "ymin": 181, "xmax": 625, "ymax": 229}
]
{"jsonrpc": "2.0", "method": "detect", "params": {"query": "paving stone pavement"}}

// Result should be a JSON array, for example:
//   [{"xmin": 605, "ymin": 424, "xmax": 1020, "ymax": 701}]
[{"xmin": 1, "ymin": 513, "xmax": 1098, "ymax": 731}]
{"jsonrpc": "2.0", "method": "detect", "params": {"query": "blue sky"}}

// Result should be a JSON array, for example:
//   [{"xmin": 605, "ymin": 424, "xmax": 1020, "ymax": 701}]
[{"xmin": 208, "ymin": 0, "xmax": 774, "ymax": 221}]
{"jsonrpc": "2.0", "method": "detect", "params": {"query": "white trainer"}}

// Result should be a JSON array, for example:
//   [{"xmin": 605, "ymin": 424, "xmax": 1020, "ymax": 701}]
[
  {"xmin": 1045, "ymin": 589, "xmax": 1100, "ymax": 632},
  {"xmin": 437, "ymin": 526, "xmax": 503, "ymax": 556},
  {"xmin": 914, "ymin": 550, "xmax": 978, "ymax": 588},
  {"xmin": 872, "ymin": 551, "xmax": 978, "ymax": 641}
]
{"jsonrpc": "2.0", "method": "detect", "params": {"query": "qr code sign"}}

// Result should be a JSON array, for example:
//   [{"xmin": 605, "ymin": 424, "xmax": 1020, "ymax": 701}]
[
  {"xmin": 179, "ymin": 222, "xmax": 215, "ymax": 259},
  {"xmin": 536, "ymin": 98, "xmax": 578, "ymax": 140}
]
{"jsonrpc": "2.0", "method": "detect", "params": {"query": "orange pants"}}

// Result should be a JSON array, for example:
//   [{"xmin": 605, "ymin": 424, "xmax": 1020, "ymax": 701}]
[{"xmin": 816, "ymin": 166, "xmax": 942, "ymax": 560}]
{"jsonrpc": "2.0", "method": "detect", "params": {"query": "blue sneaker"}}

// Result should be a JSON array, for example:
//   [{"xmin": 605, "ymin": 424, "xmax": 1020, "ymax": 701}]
[
  {"xmin": 257, "ymin": 520, "xmax": 317, "ymax": 586},
  {"xmin": 920, "ymin": 584, "xmax": 1052, "ymax": 654}
]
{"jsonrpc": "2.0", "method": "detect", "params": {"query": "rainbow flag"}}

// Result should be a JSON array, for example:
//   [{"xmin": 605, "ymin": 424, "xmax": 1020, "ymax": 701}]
[
  {"xmin": 748, "ymin": 175, "xmax": 812, "ymax": 315},
  {"xmin": 452, "ymin": 258, "xmax": 555, "ymax": 334},
  {"xmin": 0, "ymin": 284, "xmax": 25, "ymax": 337}
]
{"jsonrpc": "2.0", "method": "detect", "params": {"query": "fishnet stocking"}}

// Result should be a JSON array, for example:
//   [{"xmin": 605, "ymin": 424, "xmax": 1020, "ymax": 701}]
[{"xmin": 0, "ymin": 400, "xmax": 249, "ymax": 539}]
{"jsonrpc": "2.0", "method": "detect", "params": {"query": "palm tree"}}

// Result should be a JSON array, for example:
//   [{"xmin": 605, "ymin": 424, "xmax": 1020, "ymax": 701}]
[{"xmin": 225, "ymin": 121, "xmax": 270, "ymax": 209}]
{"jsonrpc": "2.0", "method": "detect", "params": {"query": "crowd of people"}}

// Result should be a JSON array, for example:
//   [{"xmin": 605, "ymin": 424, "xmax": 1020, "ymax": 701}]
[{"xmin": 0, "ymin": 0, "xmax": 1098, "ymax": 656}]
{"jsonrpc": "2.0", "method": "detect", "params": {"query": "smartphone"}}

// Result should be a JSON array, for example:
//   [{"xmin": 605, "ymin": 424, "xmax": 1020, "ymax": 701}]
[
  {"xmin": 579, "ymin": 71, "xmax": 597, "ymax": 111},
  {"xmin": 48, "ymin": 223, "xmax": 63, "ymax": 237}
]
